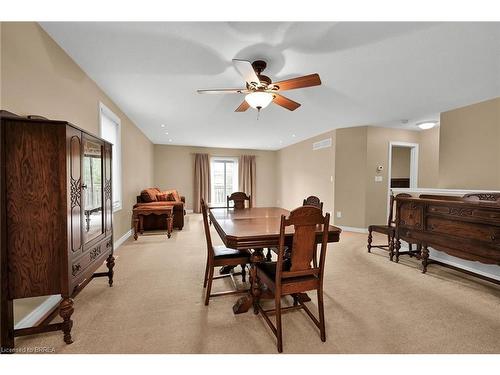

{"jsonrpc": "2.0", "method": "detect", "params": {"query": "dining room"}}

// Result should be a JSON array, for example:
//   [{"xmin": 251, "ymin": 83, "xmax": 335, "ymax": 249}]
[{"xmin": 2, "ymin": 2, "xmax": 500, "ymax": 373}]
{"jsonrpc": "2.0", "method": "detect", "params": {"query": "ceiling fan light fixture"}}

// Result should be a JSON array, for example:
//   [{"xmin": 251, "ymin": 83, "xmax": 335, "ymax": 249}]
[
  {"xmin": 245, "ymin": 92, "xmax": 273, "ymax": 109},
  {"xmin": 417, "ymin": 121, "xmax": 438, "ymax": 130}
]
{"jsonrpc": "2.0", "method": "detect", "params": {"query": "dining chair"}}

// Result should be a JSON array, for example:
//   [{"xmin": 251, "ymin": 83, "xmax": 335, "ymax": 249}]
[
  {"xmin": 267, "ymin": 195, "xmax": 324, "ymax": 266},
  {"xmin": 201, "ymin": 198, "xmax": 251, "ymax": 305},
  {"xmin": 367, "ymin": 193, "xmax": 421, "ymax": 261},
  {"xmin": 254, "ymin": 205, "xmax": 330, "ymax": 353},
  {"xmin": 227, "ymin": 192, "xmax": 251, "ymax": 209},
  {"xmin": 218, "ymin": 192, "xmax": 252, "ymax": 275},
  {"xmin": 303, "ymin": 195, "xmax": 324, "ymax": 211}
]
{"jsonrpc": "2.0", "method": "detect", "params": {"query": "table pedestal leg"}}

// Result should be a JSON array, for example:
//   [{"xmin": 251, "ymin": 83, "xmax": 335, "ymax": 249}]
[
  {"xmin": 233, "ymin": 248, "xmax": 265, "ymax": 314},
  {"xmin": 139, "ymin": 216, "xmax": 144, "ymax": 235}
]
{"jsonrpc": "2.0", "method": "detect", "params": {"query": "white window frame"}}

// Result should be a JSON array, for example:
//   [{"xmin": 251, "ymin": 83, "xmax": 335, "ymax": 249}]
[
  {"xmin": 210, "ymin": 156, "xmax": 239, "ymax": 206},
  {"xmin": 99, "ymin": 102, "xmax": 122, "ymax": 212}
]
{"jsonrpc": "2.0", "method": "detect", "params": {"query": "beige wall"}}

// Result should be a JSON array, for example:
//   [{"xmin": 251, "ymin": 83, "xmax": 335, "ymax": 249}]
[
  {"xmin": 334, "ymin": 127, "xmax": 368, "ymax": 228},
  {"xmin": 1, "ymin": 22, "xmax": 154, "ymax": 323},
  {"xmin": 154, "ymin": 145, "xmax": 277, "ymax": 209},
  {"xmin": 1, "ymin": 22, "xmax": 155, "ymax": 240},
  {"xmin": 439, "ymin": 97, "xmax": 500, "ymax": 190},
  {"xmin": 334, "ymin": 126, "xmax": 440, "ymax": 228},
  {"xmin": 276, "ymin": 131, "xmax": 335, "ymax": 214},
  {"xmin": 391, "ymin": 147, "xmax": 411, "ymax": 178},
  {"xmin": 418, "ymin": 126, "xmax": 440, "ymax": 188}
]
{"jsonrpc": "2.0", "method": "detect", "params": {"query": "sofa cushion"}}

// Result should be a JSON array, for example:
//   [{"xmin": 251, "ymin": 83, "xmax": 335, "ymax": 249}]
[
  {"xmin": 163, "ymin": 189, "xmax": 181, "ymax": 202},
  {"xmin": 141, "ymin": 188, "xmax": 161, "ymax": 202},
  {"xmin": 156, "ymin": 193, "xmax": 169, "ymax": 201}
]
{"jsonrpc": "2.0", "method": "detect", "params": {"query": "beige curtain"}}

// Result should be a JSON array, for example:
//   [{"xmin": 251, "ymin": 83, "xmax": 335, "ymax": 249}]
[
  {"xmin": 239, "ymin": 155, "xmax": 256, "ymax": 207},
  {"xmin": 194, "ymin": 153, "xmax": 210, "ymax": 213}
]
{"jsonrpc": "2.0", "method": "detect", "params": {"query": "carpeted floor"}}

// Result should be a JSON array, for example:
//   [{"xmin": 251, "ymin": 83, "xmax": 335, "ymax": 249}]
[{"xmin": 15, "ymin": 214, "xmax": 500, "ymax": 353}]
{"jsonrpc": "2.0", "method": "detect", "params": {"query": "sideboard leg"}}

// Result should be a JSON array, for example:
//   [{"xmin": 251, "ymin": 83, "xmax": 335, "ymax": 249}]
[
  {"xmin": 367, "ymin": 229, "xmax": 372, "ymax": 253},
  {"xmin": 59, "ymin": 297, "xmax": 74, "ymax": 344},
  {"xmin": 393, "ymin": 237, "xmax": 400, "ymax": 262},
  {"xmin": 106, "ymin": 254, "xmax": 115, "ymax": 287},
  {"xmin": 421, "ymin": 245, "xmax": 429, "ymax": 274}
]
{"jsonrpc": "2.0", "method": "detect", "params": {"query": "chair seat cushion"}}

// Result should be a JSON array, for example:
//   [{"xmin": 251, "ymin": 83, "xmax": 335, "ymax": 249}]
[
  {"xmin": 257, "ymin": 262, "xmax": 317, "ymax": 284},
  {"xmin": 368, "ymin": 224, "xmax": 395, "ymax": 234},
  {"xmin": 213, "ymin": 245, "xmax": 250, "ymax": 259}
]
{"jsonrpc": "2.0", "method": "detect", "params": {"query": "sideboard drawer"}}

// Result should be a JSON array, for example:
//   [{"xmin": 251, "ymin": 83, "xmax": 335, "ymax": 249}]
[
  {"xmin": 427, "ymin": 216, "xmax": 500, "ymax": 243},
  {"xmin": 399, "ymin": 201, "xmax": 424, "ymax": 229}
]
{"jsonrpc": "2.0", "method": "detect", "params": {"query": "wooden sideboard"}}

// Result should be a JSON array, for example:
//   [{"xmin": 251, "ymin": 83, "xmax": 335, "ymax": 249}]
[
  {"xmin": 394, "ymin": 193, "xmax": 500, "ymax": 283},
  {"xmin": 1, "ymin": 113, "xmax": 115, "ymax": 351}
]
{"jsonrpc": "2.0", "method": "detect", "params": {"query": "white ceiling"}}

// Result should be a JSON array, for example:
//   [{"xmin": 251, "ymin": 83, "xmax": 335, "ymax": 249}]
[{"xmin": 40, "ymin": 22, "xmax": 500, "ymax": 150}]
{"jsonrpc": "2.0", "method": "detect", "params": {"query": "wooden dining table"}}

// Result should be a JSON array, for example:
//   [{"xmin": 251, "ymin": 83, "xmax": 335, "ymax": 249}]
[{"xmin": 209, "ymin": 206, "xmax": 342, "ymax": 314}]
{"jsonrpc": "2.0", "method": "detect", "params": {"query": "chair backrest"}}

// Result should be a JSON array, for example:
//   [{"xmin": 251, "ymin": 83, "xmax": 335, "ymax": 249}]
[
  {"xmin": 390, "ymin": 193, "xmax": 412, "ymax": 226},
  {"xmin": 302, "ymin": 195, "xmax": 324, "ymax": 211},
  {"xmin": 227, "ymin": 191, "xmax": 251, "ymax": 209},
  {"xmin": 275, "ymin": 206, "xmax": 330, "ymax": 283},
  {"xmin": 200, "ymin": 198, "xmax": 214, "ymax": 257}
]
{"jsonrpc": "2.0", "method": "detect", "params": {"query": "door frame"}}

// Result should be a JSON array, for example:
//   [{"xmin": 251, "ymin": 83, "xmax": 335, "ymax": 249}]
[{"xmin": 387, "ymin": 141, "xmax": 419, "ymax": 218}]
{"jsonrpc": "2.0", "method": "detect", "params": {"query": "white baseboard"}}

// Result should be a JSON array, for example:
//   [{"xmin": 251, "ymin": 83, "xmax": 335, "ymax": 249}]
[
  {"xmin": 14, "ymin": 295, "xmax": 62, "ymax": 329},
  {"xmin": 185, "ymin": 209, "xmax": 194, "ymax": 214},
  {"xmin": 114, "ymin": 229, "xmax": 132, "ymax": 250},
  {"xmin": 337, "ymin": 225, "xmax": 368, "ymax": 234},
  {"xmin": 14, "ymin": 229, "xmax": 132, "ymax": 331}
]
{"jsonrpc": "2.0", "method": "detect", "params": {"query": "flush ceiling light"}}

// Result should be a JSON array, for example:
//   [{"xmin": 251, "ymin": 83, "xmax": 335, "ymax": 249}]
[
  {"xmin": 245, "ymin": 92, "xmax": 274, "ymax": 110},
  {"xmin": 417, "ymin": 121, "xmax": 438, "ymax": 130}
]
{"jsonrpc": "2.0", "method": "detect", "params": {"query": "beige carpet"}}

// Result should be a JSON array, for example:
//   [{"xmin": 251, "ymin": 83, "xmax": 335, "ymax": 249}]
[{"xmin": 15, "ymin": 214, "xmax": 500, "ymax": 353}]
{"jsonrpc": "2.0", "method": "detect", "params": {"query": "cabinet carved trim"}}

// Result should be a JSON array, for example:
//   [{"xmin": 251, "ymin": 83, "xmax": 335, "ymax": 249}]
[
  {"xmin": 89, "ymin": 245, "xmax": 102, "ymax": 261},
  {"xmin": 70, "ymin": 177, "xmax": 81, "ymax": 209},
  {"xmin": 72, "ymin": 263, "xmax": 82, "ymax": 277}
]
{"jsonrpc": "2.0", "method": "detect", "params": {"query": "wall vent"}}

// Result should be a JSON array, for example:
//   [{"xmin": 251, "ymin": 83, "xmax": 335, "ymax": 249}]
[{"xmin": 312, "ymin": 138, "xmax": 332, "ymax": 151}]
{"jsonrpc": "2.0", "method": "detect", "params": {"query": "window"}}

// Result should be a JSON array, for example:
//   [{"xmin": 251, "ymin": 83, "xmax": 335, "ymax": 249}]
[
  {"xmin": 210, "ymin": 157, "xmax": 238, "ymax": 206},
  {"xmin": 99, "ymin": 102, "xmax": 122, "ymax": 212}
]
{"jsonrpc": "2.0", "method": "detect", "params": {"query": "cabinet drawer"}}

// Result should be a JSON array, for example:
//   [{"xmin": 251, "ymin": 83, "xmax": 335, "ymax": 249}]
[
  {"xmin": 399, "ymin": 202, "xmax": 424, "ymax": 229},
  {"xmin": 71, "ymin": 238, "xmax": 112, "ymax": 280},
  {"xmin": 427, "ymin": 216, "xmax": 500, "ymax": 243}
]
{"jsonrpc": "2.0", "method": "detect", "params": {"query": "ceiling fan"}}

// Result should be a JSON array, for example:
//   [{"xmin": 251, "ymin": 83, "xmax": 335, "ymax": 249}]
[{"xmin": 197, "ymin": 59, "xmax": 321, "ymax": 113}]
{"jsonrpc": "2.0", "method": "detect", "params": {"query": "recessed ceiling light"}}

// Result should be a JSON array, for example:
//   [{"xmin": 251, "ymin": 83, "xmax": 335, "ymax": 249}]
[
  {"xmin": 165, "ymin": 132, "xmax": 169, "ymax": 135},
  {"xmin": 279, "ymin": 140, "xmax": 283, "ymax": 144},
  {"xmin": 161, "ymin": 124, "xmax": 165, "ymax": 128},
  {"xmin": 292, "ymin": 134, "xmax": 296, "ymax": 138},
  {"xmin": 168, "ymin": 139, "xmax": 173, "ymax": 142},
  {"xmin": 417, "ymin": 121, "xmax": 438, "ymax": 130}
]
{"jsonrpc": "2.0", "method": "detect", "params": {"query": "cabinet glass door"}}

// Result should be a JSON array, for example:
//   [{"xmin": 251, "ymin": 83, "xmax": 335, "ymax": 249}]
[{"xmin": 82, "ymin": 137, "xmax": 104, "ymax": 243}]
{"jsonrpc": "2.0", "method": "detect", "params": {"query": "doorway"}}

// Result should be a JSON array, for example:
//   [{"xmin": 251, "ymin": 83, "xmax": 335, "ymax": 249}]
[{"xmin": 387, "ymin": 141, "xmax": 419, "ymax": 217}]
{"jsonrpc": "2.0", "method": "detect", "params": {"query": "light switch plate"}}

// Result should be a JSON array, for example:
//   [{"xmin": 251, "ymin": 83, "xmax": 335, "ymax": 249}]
[{"xmin": 375, "ymin": 176, "xmax": 383, "ymax": 182}]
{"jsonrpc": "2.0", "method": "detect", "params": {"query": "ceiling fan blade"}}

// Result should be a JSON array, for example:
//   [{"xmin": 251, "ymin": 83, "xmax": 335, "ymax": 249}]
[
  {"xmin": 272, "ymin": 94, "xmax": 301, "ymax": 111},
  {"xmin": 235, "ymin": 100, "xmax": 250, "ymax": 112},
  {"xmin": 197, "ymin": 88, "xmax": 248, "ymax": 94},
  {"xmin": 272, "ymin": 73, "xmax": 321, "ymax": 91},
  {"xmin": 232, "ymin": 59, "xmax": 260, "ymax": 86}
]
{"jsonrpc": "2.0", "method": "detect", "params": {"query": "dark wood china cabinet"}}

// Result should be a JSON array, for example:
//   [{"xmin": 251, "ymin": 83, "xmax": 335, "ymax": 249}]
[{"xmin": 0, "ymin": 112, "xmax": 115, "ymax": 351}]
